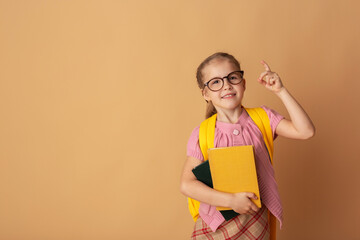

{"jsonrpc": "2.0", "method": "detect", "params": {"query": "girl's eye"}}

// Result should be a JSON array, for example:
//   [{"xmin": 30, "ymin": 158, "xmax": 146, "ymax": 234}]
[
  {"xmin": 212, "ymin": 79, "xmax": 220, "ymax": 84},
  {"xmin": 230, "ymin": 76, "xmax": 239, "ymax": 80}
]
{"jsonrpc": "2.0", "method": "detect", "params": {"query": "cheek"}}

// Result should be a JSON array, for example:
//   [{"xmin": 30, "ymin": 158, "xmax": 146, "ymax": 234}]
[
  {"xmin": 239, "ymin": 83, "xmax": 246, "ymax": 91},
  {"xmin": 233, "ymin": 85, "xmax": 245, "ymax": 93}
]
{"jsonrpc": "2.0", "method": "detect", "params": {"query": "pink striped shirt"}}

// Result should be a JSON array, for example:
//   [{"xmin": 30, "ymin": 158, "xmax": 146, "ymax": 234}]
[{"xmin": 186, "ymin": 105, "xmax": 284, "ymax": 232}]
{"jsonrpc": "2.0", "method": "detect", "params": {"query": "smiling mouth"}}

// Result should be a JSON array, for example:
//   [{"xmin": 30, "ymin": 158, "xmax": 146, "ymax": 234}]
[{"xmin": 222, "ymin": 93, "xmax": 236, "ymax": 98}]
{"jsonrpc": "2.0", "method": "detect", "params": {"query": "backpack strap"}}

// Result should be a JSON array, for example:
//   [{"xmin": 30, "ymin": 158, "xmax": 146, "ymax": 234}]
[
  {"xmin": 199, "ymin": 113, "xmax": 217, "ymax": 160},
  {"xmin": 244, "ymin": 107, "xmax": 274, "ymax": 163}
]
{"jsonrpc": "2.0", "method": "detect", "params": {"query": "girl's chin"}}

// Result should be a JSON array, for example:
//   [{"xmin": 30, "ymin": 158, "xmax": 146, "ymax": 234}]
[
  {"xmin": 223, "ymin": 99, "xmax": 242, "ymax": 106},
  {"xmin": 215, "ymin": 103, "xmax": 242, "ymax": 111}
]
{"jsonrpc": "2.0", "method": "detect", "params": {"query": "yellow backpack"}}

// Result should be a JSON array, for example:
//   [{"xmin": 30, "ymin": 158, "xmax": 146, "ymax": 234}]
[{"xmin": 187, "ymin": 107, "xmax": 277, "ymax": 239}]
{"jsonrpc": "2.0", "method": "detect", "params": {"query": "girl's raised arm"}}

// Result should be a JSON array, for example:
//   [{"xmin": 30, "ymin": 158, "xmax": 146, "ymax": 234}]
[{"xmin": 257, "ymin": 60, "xmax": 315, "ymax": 140}]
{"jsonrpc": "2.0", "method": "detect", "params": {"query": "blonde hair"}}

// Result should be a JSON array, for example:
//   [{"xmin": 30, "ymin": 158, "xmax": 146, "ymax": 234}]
[{"xmin": 196, "ymin": 52, "xmax": 242, "ymax": 118}]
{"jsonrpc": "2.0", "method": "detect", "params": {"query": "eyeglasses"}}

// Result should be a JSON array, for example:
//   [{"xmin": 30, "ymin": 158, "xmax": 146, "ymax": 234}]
[{"xmin": 203, "ymin": 70, "xmax": 244, "ymax": 92}]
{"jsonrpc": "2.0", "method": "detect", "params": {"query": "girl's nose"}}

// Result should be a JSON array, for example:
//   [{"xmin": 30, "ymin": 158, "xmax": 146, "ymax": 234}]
[{"xmin": 223, "ymin": 78, "xmax": 233, "ymax": 90}]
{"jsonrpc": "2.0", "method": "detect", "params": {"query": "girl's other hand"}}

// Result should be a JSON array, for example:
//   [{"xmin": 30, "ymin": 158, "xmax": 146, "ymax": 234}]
[
  {"xmin": 230, "ymin": 192, "xmax": 260, "ymax": 215},
  {"xmin": 257, "ymin": 60, "xmax": 284, "ymax": 93}
]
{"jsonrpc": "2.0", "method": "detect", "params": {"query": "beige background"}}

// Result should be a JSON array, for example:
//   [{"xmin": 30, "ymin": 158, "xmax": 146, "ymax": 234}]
[{"xmin": 1, "ymin": 0, "xmax": 359, "ymax": 239}]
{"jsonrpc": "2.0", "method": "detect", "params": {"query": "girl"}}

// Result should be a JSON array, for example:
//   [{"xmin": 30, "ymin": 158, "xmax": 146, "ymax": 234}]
[{"xmin": 180, "ymin": 52, "xmax": 315, "ymax": 239}]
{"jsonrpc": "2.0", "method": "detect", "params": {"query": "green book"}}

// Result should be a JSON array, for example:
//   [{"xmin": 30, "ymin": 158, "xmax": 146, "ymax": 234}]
[{"xmin": 192, "ymin": 161, "xmax": 239, "ymax": 221}]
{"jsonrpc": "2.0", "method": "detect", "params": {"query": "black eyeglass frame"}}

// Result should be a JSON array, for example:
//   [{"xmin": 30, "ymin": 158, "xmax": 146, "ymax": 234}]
[{"xmin": 203, "ymin": 70, "xmax": 244, "ymax": 92}]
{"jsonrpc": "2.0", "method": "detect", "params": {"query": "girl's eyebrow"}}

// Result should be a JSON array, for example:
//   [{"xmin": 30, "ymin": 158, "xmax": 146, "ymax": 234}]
[
  {"xmin": 209, "ymin": 76, "xmax": 222, "ymax": 80},
  {"xmin": 208, "ymin": 71, "xmax": 237, "ymax": 80}
]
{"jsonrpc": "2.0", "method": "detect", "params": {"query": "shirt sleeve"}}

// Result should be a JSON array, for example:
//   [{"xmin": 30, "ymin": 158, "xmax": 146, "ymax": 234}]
[
  {"xmin": 186, "ymin": 126, "xmax": 205, "ymax": 161},
  {"xmin": 260, "ymin": 105, "xmax": 285, "ymax": 140}
]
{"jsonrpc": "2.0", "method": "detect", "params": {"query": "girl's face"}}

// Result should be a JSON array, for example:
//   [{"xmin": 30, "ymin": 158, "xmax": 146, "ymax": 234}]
[{"xmin": 202, "ymin": 59, "xmax": 246, "ymax": 112}]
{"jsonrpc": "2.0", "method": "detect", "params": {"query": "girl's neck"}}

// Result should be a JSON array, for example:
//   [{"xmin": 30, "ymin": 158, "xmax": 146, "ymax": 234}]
[{"xmin": 216, "ymin": 106, "xmax": 244, "ymax": 124}]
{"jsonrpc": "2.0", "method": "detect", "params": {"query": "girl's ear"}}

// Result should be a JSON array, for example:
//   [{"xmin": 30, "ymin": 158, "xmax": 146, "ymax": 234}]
[
  {"xmin": 201, "ymin": 88, "xmax": 211, "ymax": 102},
  {"xmin": 243, "ymin": 79, "xmax": 246, "ymax": 90}
]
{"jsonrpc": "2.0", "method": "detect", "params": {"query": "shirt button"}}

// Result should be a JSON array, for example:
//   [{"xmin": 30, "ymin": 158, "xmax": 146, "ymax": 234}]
[{"xmin": 233, "ymin": 129, "xmax": 240, "ymax": 135}]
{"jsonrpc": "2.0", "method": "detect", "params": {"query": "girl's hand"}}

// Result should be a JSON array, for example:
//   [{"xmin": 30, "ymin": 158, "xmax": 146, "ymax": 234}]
[
  {"xmin": 230, "ymin": 192, "xmax": 259, "ymax": 215},
  {"xmin": 257, "ymin": 60, "xmax": 284, "ymax": 93}
]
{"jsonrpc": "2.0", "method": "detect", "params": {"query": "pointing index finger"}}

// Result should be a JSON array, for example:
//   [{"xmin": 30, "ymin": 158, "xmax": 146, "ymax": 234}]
[{"xmin": 261, "ymin": 60, "xmax": 271, "ymax": 72}]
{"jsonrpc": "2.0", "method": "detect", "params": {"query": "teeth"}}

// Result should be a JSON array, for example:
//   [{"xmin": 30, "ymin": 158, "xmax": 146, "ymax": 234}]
[{"xmin": 224, "ymin": 94, "xmax": 234, "ymax": 98}]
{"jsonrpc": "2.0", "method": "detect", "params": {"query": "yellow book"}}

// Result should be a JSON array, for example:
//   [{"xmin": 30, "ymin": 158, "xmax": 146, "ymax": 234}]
[{"xmin": 208, "ymin": 145, "xmax": 261, "ymax": 211}]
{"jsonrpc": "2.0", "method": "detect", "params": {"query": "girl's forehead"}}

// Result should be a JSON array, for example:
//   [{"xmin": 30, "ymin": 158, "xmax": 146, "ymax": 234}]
[{"xmin": 203, "ymin": 59, "xmax": 238, "ymax": 80}]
